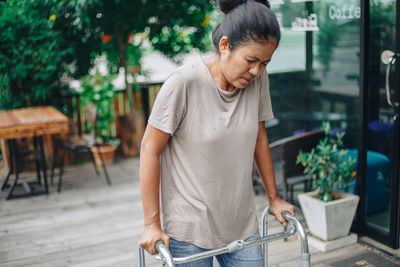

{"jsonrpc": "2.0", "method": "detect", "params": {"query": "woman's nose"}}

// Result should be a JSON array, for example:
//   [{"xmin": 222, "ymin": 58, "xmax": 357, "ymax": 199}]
[{"xmin": 249, "ymin": 65, "xmax": 261, "ymax": 76}]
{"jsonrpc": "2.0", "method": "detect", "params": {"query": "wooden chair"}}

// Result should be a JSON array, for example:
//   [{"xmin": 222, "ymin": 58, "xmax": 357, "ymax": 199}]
[
  {"xmin": 50, "ymin": 103, "xmax": 111, "ymax": 192},
  {"xmin": 269, "ymin": 130, "xmax": 324, "ymax": 204}
]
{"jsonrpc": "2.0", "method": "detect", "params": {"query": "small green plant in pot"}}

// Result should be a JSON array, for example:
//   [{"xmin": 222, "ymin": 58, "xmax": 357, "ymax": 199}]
[
  {"xmin": 80, "ymin": 70, "xmax": 120, "ymax": 165},
  {"xmin": 296, "ymin": 122, "xmax": 357, "ymax": 202},
  {"xmin": 80, "ymin": 70, "xmax": 119, "ymax": 144}
]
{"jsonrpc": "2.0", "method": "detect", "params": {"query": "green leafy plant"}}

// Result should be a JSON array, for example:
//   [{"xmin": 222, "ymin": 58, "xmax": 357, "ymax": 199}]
[
  {"xmin": 0, "ymin": 0, "xmax": 101, "ymax": 112},
  {"xmin": 87, "ymin": 0, "xmax": 215, "ymax": 111},
  {"xmin": 80, "ymin": 71, "xmax": 118, "ymax": 144},
  {"xmin": 296, "ymin": 122, "xmax": 357, "ymax": 202}
]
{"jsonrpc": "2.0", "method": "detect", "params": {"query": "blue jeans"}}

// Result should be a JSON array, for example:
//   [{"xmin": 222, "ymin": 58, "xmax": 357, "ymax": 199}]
[{"xmin": 169, "ymin": 231, "xmax": 264, "ymax": 267}]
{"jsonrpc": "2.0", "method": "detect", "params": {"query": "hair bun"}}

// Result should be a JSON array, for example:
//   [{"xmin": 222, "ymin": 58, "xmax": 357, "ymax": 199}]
[
  {"xmin": 217, "ymin": 0, "xmax": 246, "ymax": 14},
  {"xmin": 218, "ymin": 0, "xmax": 270, "ymax": 14}
]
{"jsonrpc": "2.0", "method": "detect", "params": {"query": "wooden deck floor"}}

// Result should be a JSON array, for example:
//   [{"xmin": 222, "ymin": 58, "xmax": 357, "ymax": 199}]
[{"xmin": 0, "ymin": 157, "xmax": 369, "ymax": 267}]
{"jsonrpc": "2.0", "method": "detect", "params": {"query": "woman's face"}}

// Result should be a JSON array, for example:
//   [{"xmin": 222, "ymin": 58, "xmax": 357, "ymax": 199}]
[{"xmin": 219, "ymin": 38, "xmax": 277, "ymax": 90}]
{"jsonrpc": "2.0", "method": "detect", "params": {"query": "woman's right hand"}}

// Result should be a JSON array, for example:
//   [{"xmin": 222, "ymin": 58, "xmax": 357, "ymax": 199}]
[{"xmin": 139, "ymin": 224, "xmax": 170, "ymax": 255}]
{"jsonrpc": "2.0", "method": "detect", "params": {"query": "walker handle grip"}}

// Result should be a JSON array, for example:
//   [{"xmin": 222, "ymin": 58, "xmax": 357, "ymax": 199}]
[
  {"xmin": 155, "ymin": 240, "xmax": 165, "ymax": 253},
  {"xmin": 154, "ymin": 240, "xmax": 175, "ymax": 267},
  {"xmin": 267, "ymin": 208, "xmax": 293, "ymax": 222}
]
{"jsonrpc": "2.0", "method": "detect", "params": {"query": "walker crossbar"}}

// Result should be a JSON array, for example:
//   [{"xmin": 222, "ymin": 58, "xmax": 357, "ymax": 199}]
[{"xmin": 138, "ymin": 206, "xmax": 311, "ymax": 267}]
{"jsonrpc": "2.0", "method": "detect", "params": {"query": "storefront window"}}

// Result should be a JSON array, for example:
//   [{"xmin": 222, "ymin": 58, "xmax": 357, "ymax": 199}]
[
  {"xmin": 267, "ymin": 0, "xmax": 361, "ymax": 149},
  {"xmin": 364, "ymin": 0, "xmax": 396, "ymax": 233}
]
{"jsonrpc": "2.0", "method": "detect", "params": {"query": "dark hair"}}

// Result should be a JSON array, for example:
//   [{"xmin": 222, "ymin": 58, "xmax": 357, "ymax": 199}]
[{"xmin": 212, "ymin": 0, "xmax": 280, "ymax": 52}]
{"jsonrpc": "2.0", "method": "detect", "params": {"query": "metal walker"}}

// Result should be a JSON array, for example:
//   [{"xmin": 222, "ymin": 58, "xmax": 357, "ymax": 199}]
[{"xmin": 139, "ymin": 206, "xmax": 311, "ymax": 267}]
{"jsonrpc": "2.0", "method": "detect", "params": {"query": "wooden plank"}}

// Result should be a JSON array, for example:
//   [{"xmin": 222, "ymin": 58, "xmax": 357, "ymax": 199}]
[
  {"xmin": 0, "ymin": 158, "xmax": 370, "ymax": 267},
  {"xmin": 76, "ymin": 96, "xmax": 83, "ymax": 136},
  {"xmin": 0, "ymin": 138, "xmax": 9, "ymax": 169},
  {"xmin": 0, "ymin": 106, "xmax": 67, "ymax": 127},
  {"xmin": 0, "ymin": 106, "xmax": 69, "ymax": 139},
  {"xmin": 114, "ymin": 96, "xmax": 121, "ymax": 137},
  {"xmin": 0, "ymin": 106, "xmax": 69, "ymax": 171},
  {"xmin": 123, "ymin": 90, "xmax": 127, "ymax": 114},
  {"xmin": 148, "ymin": 84, "xmax": 161, "ymax": 113},
  {"xmin": 0, "ymin": 111, "xmax": 20, "ymax": 127}
]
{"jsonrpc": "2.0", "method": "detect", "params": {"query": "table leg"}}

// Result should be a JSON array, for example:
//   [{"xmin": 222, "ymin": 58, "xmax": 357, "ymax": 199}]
[
  {"xmin": 33, "ymin": 137, "xmax": 42, "ymax": 186},
  {"xmin": 3, "ymin": 136, "xmax": 51, "ymax": 199},
  {"xmin": 6, "ymin": 140, "xmax": 20, "ymax": 200},
  {"xmin": 38, "ymin": 136, "xmax": 49, "ymax": 194},
  {"xmin": 1, "ymin": 139, "xmax": 14, "ymax": 191}
]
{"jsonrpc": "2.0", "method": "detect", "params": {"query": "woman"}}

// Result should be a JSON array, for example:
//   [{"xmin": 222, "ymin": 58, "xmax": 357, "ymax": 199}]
[{"xmin": 139, "ymin": 0, "xmax": 295, "ymax": 266}]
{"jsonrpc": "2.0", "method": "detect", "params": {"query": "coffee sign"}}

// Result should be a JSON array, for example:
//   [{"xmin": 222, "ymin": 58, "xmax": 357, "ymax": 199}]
[{"xmin": 328, "ymin": 4, "xmax": 361, "ymax": 21}]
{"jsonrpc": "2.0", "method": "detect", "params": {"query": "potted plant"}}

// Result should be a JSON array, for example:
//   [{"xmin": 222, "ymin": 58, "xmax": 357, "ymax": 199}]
[
  {"xmin": 80, "ymin": 70, "xmax": 120, "ymax": 166},
  {"xmin": 296, "ymin": 122, "xmax": 358, "ymax": 244}
]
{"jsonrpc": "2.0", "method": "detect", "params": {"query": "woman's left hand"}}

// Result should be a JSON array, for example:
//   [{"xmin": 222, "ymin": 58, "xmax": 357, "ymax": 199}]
[{"xmin": 269, "ymin": 197, "xmax": 295, "ymax": 226}]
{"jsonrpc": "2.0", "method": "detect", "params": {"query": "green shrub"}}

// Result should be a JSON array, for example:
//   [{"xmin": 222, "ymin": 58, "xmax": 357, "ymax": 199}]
[
  {"xmin": 296, "ymin": 122, "xmax": 357, "ymax": 202},
  {"xmin": 0, "ymin": 0, "xmax": 100, "ymax": 112},
  {"xmin": 80, "ymin": 71, "xmax": 117, "ymax": 143}
]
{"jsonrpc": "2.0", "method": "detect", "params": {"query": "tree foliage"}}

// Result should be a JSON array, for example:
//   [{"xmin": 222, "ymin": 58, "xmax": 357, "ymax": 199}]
[
  {"xmin": 87, "ymin": 0, "xmax": 215, "ymax": 110},
  {"xmin": 0, "ymin": 0, "xmax": 101, "ymax": 111},
  {"xmin": 0, "ymin": 0, "xmax": 215, "ymax": 111}
]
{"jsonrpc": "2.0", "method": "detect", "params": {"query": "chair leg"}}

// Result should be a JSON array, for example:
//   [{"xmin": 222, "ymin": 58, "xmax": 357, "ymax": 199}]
[
  {"xmin": 6, "ymin": 167, "xmax": 19, "ymax": 200},
  {"xmin": 304, "ymin": 181, "xmax": 309, "ymax": 193},
  {"xmin": 58, "ymin": 150, "xmax": 66, "ymax": 193},
  {"xmin": 289, "ymin": 185, "xmax": 294, "ymax": 204},
  {"xmin": 283, "ymin": 183, "xmax": 289, "ymax": 202},
  {"xmin": 96, "ymin": 148, "xmax": 111, "ymax": 186},
  {"xmin": 38, "ymin": 136, "xmax": 49, "ymax": 194},
  {"xmin": 50, "ymin": 144, "xmax": 59, "ymax": 185},
  {"xmin": 306, "ymin": 180, "xmax": 312, "ymax": 192},
  {"xmin": 1, "ymin": 166, "xmax": 12, "ymax": 191},
  {"xmin": 88, "ymin": 148, "xmax": 100, "ymax": 176}
]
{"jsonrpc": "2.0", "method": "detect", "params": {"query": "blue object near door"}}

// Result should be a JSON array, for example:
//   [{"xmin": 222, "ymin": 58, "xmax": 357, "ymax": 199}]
[
  {"xmin": 368, "ymin": 121, "xmax": 394, "ymax": 160},
  {"xmin": 339, "ymin": 149, "xmax": 390, "ymax": 215}
]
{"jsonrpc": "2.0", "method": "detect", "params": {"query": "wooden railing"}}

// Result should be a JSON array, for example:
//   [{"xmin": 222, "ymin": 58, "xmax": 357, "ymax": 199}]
[{"xmin": 67, "ymin": 82, "xmax": 162, "ymax": 139}]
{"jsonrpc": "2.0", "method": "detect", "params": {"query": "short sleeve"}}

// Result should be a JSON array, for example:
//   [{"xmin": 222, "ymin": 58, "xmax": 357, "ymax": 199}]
[
  {"xmin": 258, "ymin": 71, "xmax": 274, "ymax": 121},
  {"xmin": 148, "ymin": 72, "xmax": 187, "ymax": 135}
]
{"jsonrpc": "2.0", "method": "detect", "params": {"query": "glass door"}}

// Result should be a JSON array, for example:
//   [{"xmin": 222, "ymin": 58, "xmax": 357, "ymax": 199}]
[{"xmin": 358, "ymin": 0, "xmax": 400, "ymax": 249}]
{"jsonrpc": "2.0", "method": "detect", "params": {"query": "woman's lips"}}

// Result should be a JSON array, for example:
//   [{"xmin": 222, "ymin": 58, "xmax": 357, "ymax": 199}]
[{"xmin": 240, "ymin": 77, "xmax": 251, "ymax": 85}]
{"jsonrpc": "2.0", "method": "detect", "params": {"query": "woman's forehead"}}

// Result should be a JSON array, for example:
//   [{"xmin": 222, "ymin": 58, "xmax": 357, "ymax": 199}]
[{"xmin": 235, "ymin": 40, "xmax": 277, "ymax": 58}]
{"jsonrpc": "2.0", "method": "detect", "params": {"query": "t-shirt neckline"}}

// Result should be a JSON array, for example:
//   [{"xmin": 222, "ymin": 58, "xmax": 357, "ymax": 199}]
[{"xmin": 200, "ymin": 58, "xmax": 241, "ymax": 98}]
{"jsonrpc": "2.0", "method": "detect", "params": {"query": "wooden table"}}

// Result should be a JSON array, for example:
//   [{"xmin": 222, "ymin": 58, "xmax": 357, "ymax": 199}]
[{"xmin": 0, "ymin": 106, "xmax": 69, "ymax": 199}]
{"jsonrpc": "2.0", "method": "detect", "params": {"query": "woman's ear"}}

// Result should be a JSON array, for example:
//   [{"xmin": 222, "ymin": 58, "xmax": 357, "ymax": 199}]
[{"xmin": 218, "ymin": 36, "xmax": 231, "ymax": 55}]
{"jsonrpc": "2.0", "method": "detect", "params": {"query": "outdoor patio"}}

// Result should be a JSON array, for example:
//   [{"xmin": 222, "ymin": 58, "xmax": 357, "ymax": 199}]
[{"xmin": 0, "ymin": 156, "xmax": 376, "ymax": 267}]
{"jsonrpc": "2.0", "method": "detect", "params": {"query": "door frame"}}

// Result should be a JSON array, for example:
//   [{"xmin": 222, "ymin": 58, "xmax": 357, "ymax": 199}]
[{"xmin": 357, "ymin": 0, "xmax": 400, "ymax": 249}]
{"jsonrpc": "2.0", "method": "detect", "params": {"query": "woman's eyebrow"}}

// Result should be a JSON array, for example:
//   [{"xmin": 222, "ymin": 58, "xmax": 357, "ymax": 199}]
[
  {"xmin": 248, "ymin": 56, "xmax": 260, "ymax": 60},
  {"xmin": 249, "ymin": 56, "xmax": 271, "ymax": 62}
]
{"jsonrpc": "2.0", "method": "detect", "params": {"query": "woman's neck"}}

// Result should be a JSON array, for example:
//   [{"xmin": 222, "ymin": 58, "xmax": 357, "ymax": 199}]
[{"xmin": 204, "ymin": 56, "xmax": 235, "ymax": 92}]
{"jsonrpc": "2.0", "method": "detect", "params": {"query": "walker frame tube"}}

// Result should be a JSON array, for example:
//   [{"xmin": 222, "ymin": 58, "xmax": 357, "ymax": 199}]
[{"xmin": 138, "ymin": 206, "xmax": 311, "ymax": 267}]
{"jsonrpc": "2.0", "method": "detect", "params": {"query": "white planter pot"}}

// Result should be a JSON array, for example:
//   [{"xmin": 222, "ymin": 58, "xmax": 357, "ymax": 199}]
[{"xmin": 298, "ymin": 191, "xmax": 359, "ymax": 241}]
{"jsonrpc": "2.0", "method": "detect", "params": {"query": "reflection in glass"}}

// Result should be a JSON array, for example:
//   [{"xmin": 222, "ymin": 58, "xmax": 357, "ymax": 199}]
[
  {"xmin": 267, "ymin": 0, "xmax": 397, "ymax": 242},
  {"xmin": 365, "ymin": 0, "xmax": 396, "ymax": 232},
  {"xmin": 268, "ymin": 0, "xmax": 360, "ymax": 149},
  {"xmin": 265, "ymin": 0, "xmax": 361, "ymax": 207}
]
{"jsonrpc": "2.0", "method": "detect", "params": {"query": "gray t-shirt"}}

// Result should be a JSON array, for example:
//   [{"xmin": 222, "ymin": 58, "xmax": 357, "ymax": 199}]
[{"xmin": 148, "ymin": 59, "xmax": 274, "ymax": 249}]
